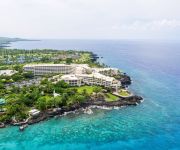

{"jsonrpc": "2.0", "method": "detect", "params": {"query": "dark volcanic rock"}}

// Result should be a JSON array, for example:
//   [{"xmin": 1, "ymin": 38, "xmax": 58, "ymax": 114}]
[
  {"xmin": 28, "ymin": 113, "xmax": 47, "ymax": 125},
  {"xmin": 120, "ymin": 74, "xmax": 132, "ymax": 86},
  {"xmin": 83, "ymin": 95, "xmax": 143, "ymax": 107},
  {"xmin": 1, "ymin": 95, "xmax": 143, "ymax": 128},
  {"xmin": 26, "ymin": 95, "xmax": 143, "ymax": 126}
]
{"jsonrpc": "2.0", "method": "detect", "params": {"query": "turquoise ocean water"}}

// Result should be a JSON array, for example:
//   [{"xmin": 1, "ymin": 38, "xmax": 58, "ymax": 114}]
[{"xmin": 0, "ymin": 40, "xmax": 180, "ymax": 150}]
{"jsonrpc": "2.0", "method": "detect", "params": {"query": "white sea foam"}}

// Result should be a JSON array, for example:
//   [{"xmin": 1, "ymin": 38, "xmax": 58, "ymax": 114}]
[
  {"xmin": 113, "ymin": 106, "xmax": 120, "ymax": 110},
  {"xmin": 89, "ymin": 105, "xmax": 113, "ymax": 110},
  {"xmin": 84, "ymin": 108, "xmax": 93, "ymax": 114},
  {"xmin": 140, "ymin": 99, "xmax": 144, "ymax": 103},
  {"xmin": 59, "ymin": 110, "xmax": 77, "ymax": 117},
  {"xmin": 135, "ymin": 102, "xmax": 139, "ymax": 105},
  {"xmin": 57, "ymin": 104, "xmax": 129, "ymax": 118}
]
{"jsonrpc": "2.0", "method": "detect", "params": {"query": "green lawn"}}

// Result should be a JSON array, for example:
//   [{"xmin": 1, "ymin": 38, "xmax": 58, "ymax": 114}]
[
  {"xmin": 119, "ymin": 90, "xmax": 131, "ymax": 97},
  {"xmin": 105, "ymin": 93, "xmax": 119, "ymax": 102},
  {"xmin": 72, "ymin": 86, "xmax": 102, "ymax": 95}
]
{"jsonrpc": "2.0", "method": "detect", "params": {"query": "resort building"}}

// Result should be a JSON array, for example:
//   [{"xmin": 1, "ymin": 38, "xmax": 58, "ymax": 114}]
[
  {"xmin": 77, "ymin": 73, "xmax": 121, "ymax": 88},
  {"xmin": 23, "ymin": 64, "xmax": 89, "ymax": 76},
  {"xmin": 0, "ymin": 70, "xmax": 17, "ymax": 76},
  {"xmin": 24, "ymin": 64, "xmax": 74, "ymax": 76},
  {"xmin": 56, "ymin": 73, "xmax": 121, "ymax": 89},
  {"xmin": 24, "ymin": 63, "xmax": 121, "ymax": 89},
  {"xmin": 60, "ymin": 75, "xmax": 82, "ymax": 86}
]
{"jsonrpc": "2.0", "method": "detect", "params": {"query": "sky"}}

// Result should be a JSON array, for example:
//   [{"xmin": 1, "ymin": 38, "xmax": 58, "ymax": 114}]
[{"xmin": 0, "ymin": 0, "xmax": 180, "ymax": 40}]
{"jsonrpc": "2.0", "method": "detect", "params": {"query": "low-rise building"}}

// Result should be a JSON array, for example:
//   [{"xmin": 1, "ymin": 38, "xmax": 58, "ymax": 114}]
[
  {"xmin": 59, "ymin": 73, "xmax": 121, "ymax": 89},
  {"xmin": 0, "ymin": 70, "xmax": 17, "ymax": 76},
  {"xmin": 76, "ymin": 73, "xmax": 121, "ymax": 88},
  {"xmin": 60, "ymin": 74, "xmax": 82, "ymax": 86}
]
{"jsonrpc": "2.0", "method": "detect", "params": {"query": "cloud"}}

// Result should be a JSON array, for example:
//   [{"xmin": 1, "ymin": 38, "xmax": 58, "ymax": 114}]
[
  {"xmin": 116, "ymin": 19, "xmax": 180, "ymax": 31},
  {"xmin": 0, "ymin": 0, "xmax": 180, "ymax": 39}
]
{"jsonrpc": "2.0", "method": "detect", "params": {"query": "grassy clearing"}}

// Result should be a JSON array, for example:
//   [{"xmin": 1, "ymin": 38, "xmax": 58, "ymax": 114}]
[
  {"xmin": 77, "ymin": 86, "xmax": 95, "ymax": 94},
  {"xmin": 71, "ymin": 86, "xmax": 102, "ymax": 95},
  {"xmin": 119, "ymin": 89, "xmax": 131, "ymax": 97},
  {"xmin": 105, "ymin": 93, "xmax": 119, "ymax": 102}
]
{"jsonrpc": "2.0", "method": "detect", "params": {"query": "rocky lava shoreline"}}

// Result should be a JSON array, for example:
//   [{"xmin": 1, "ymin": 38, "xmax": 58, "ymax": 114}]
[{"xmin": 0, "ymin": 74, "xmax": 143, "ymax": 129}]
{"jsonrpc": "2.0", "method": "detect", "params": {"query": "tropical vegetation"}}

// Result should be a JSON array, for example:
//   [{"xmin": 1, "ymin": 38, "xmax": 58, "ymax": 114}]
[{"xmin": 0, "ymin": 48, "xmax": 126, "ymax": 124}]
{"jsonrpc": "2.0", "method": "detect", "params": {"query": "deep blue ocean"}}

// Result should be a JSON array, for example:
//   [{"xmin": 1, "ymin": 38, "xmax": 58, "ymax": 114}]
[{"xmin": 0, "ymin": 39, "xmax": 180, "ymax": 150}]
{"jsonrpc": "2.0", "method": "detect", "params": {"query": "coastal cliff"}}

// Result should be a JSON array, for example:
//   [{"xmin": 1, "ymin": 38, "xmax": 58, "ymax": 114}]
[
  {"xmin": 13, "ymin": 95, "xmax": 143, "ymax": 128},
  {"xmin": 0, "ymin": 95, "xmax": 143, "ymax": 129}
]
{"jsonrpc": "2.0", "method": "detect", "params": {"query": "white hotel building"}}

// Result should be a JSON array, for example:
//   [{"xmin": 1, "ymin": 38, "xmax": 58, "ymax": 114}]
[
  {"xmin": 23, "ymin": 64, "xmax": 89, "ymax": 76},
  {"xmin": 24, "ymin": 64, "xmax": 121, "ymax": 89},
  {"xmin": 53, "ymin": 73, "xmax": 121, "ymax": 89}
]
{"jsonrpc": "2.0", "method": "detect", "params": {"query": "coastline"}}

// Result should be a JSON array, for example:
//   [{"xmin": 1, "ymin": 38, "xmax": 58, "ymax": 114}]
[
  {"xmin": 0, "ymin": 46, "xmax": 143, "ymax": 130},
  {"xmin": 0, "ymin": 74, "xmax": 143, "ymax": 129},
  {"xmin": 0, "ymin": 38, "xmax": 40, "ymax": 48},
  {"xmin": 28, "ymin": 95, "xmax": 143, "ymax": 124},
  {"xmin": 0, "ymin": 95, "xmax": 143, "ymax": 129},
  {"xmin": 0, "ymin": 39, "xmax": 179, "ymax": 150}
]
